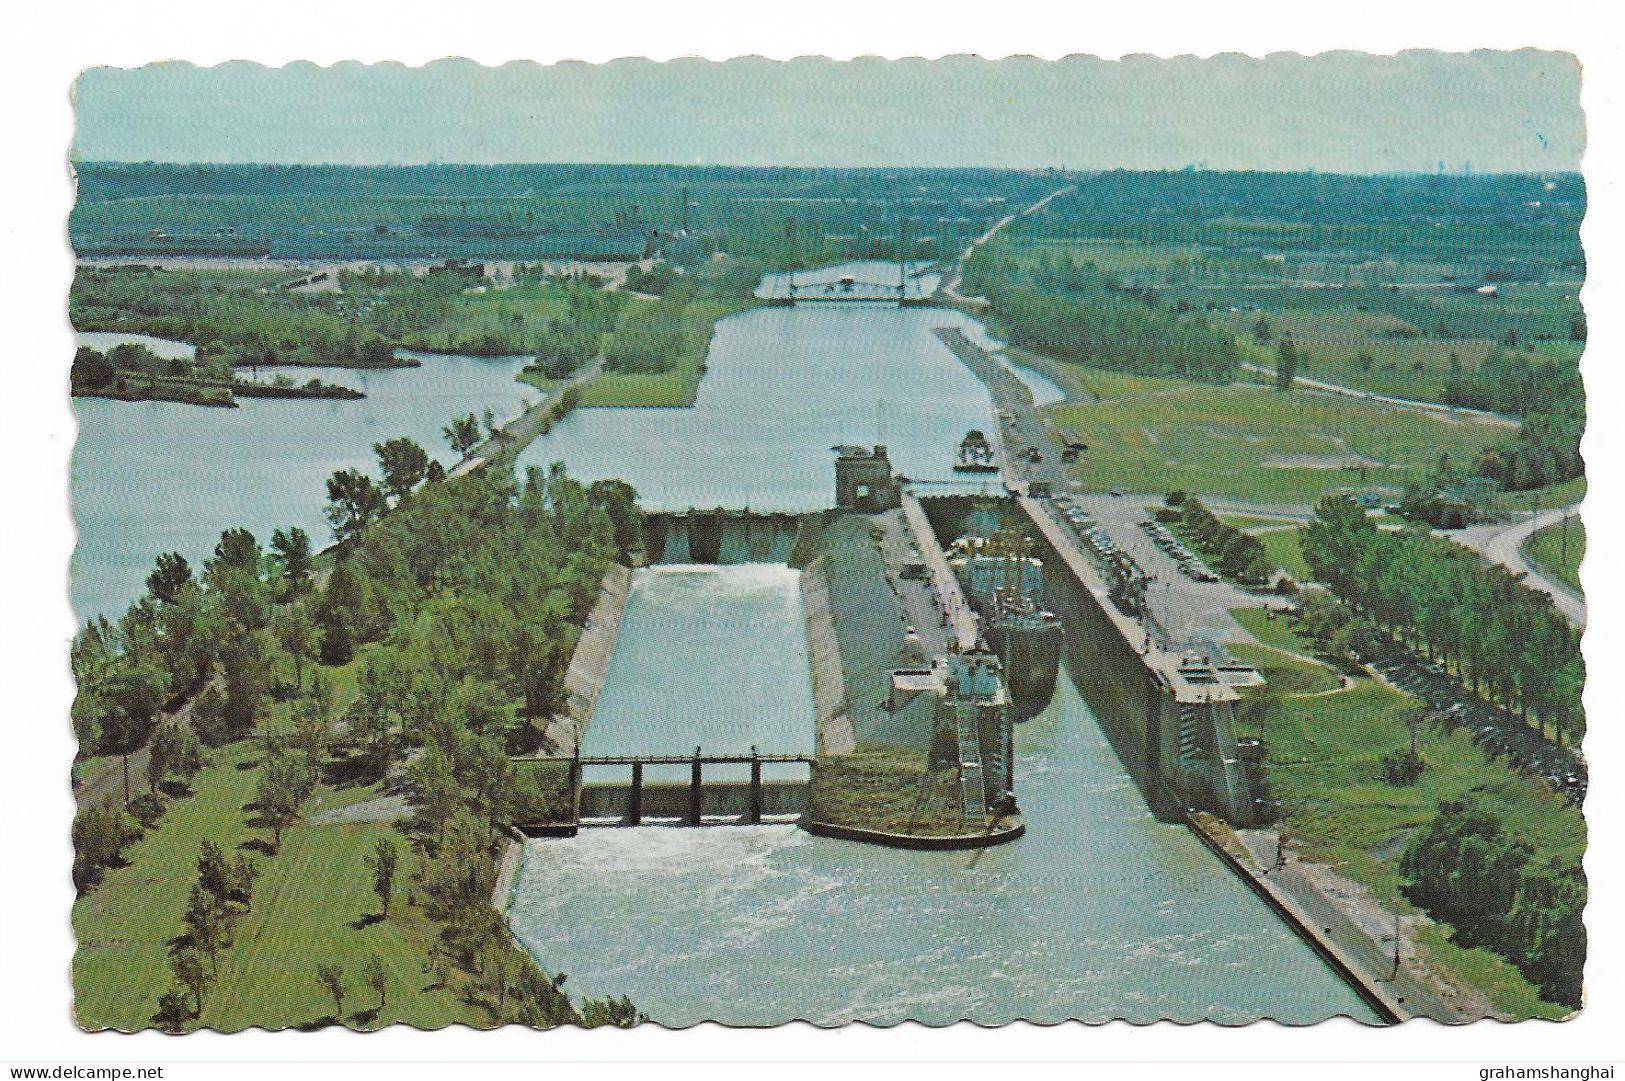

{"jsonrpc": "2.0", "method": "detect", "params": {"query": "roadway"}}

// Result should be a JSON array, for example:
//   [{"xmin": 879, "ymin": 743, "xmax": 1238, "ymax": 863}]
[
  {"xmin": 1452, "ymin": 505, "xmax": 1585, "ymax": 628},
  {"xmin": 1238, "ymin": 362, "xmax": 1519, "ymax": 428},
  {"xmin": 938, "ymin": 184, "xmax": 1075, "ymax": 305},
  {"xmin": 936, "ymin": 327, "xmax": 1262, "ymax": 645}
]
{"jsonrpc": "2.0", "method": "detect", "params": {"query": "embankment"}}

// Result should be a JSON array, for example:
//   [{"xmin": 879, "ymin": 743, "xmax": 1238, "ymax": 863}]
[
  {"xmin": 800, "ymin": 556, "xmax": 855, "ymax": 755},
  {"xmin": 1186, "ymin": 812, "xmax": 1424, "ymax": 1024},
  {"xmin": 547, "ymin": 562, "xmax": 633, "ymax": 753}
]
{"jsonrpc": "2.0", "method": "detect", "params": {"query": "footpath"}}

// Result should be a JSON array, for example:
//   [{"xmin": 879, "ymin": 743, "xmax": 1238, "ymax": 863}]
[{"xmin": 1189, "ymin": 812, "xmax": 1488, "ymax": 1023}]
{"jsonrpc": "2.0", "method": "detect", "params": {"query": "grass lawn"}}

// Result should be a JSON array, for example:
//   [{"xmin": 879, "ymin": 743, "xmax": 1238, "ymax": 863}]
[
  {"xmin": 201, "ymin": 820, "xmax": 473, "ymax": 1031},
  {"xmin": 1231, "ymin": 606, "xmax": 1328, "ymax": 659},
  {"xmin": 73, "ymin": 741, "xmax": 262, "ymax": 1031},
  {"xmin": 1496, "ymin": 475, "xmax": 1586, "ymax": 513},
  {"xmin": 399, "ymin": 282, "xmax": 578, "ymax": 355},
  {"xmin": 581, "ymin": 298, "xmax": 755, "ymax": 408},
  {"xmin": 809, "ymin": 745, "xmax": 966, "ymax": 836},
  {"xmin": 1258, "ymin": 526, "xmax": 1312, "ymax": 582},
  {"xmin": 1230, "ymin": 653, "xmax": 1583, "ymax": 1019},
  {"xmin": 1524, "ymin": 517, "xmax": 1584, "ymax": 593},
  {"xmin": 1045, "ymin": 371, "xmax": 1502, "ymax": 504},
  {"xmin": 1227, "ymin": 642, "xmax": 1340, "ymax": 696}
]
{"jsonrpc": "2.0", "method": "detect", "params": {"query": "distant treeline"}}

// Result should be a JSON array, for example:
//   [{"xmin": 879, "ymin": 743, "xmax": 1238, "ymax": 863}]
[
  {"xmin": 966, "ymin": 247, "xmax": 1242, "ymax": 382},
  {"xmin": 1025, "ymin": 171, "xmax": 1585, "ymax": 267},
  {"xmin": 1442, "ymin": 348, "xmax": 1585, "ymax": 492}
]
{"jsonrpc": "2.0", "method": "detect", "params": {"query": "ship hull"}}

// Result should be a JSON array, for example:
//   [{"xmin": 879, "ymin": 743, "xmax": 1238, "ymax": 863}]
[{"xmin": 986, "ymin": 618, "xmax": 1062, "ymax": 723}]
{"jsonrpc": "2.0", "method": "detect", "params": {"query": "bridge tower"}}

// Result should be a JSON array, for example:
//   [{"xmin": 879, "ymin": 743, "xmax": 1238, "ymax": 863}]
[{"xmin": 897, "ymin": 216, "xmax": 909, "ymax": 301}]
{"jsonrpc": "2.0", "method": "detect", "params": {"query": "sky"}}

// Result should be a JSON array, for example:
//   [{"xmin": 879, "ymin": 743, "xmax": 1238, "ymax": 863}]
[{"xmin": 72, "ymin": 51, "xmax": 1584, "ymax": 173}]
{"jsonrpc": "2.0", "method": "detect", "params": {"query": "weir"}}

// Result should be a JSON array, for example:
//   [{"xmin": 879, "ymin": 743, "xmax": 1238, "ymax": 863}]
[{"xmin": 643, "ymin": 510, "xmax": 805, "ymax": 565}]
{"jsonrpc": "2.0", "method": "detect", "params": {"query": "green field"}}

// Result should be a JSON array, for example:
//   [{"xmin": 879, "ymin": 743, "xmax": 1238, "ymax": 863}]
[
  {"xmin": 398, "ymin": 281, "xmax": 581, "ymax": 355},
  {"xmin": 1524, "ymin": 517, "xmax": 1584, "ymax": 593},
  {"xmin": 1227, "ymin": 641, "xmax": 1341, "ymax": 696},
  {"xmin": 72, "ymin": 737, "xmax": 481, "ymax": 1032},
  {"xmin": 199, "ymin": 819, "xmax": 471, "ymax": 1031},
  {"xmin": 1230, "ymin": 606, "xmax": 1321, "ymax": 656},
  {"xmin": 74, "ymin": 741, "xmax": 260, "ymax": 1031},
  {"xmin": 1045, "ymin": 371, "xmax": 1502, "ymax": 504},
  {"xmin": 1233, "ymin": 672, "xmax": 1580, "ymax": 1018},
  {"xmin": 1257, "ymin": 526, "xmax": 1312, "ymax": 581}
]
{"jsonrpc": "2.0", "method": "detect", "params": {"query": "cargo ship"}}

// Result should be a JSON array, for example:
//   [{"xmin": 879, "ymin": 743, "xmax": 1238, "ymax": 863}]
[{"xmin": 948, "ymin": 532, "xmax": 1062, "ymax": 723}]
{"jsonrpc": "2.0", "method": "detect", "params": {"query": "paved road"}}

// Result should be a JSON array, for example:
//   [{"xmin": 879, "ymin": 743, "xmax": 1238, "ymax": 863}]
[
  {"xmin": 938, "ymin": 184, "xmax": 1074, "ymax": 305},
  {"xmin": 1452, "ymin": 505, "xmax": 1585, "ymax": 628},
  {"xmin": 1239, "ymin": 362, "xmax": 1519, "ymax": 428}
]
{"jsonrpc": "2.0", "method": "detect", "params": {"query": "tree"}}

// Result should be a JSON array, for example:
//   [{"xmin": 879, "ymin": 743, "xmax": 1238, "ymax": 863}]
[
  {"xmin": 316, "ymin": 963, "xmax": 347, "ymax": 1021},
  {"xmin": 273, "ymin": 604, "xmax": 321, "ymax": 690},
  {"xmin": 254, "ymin": 749, "xmax": 309, "ymax": 849},
  {"xmin": 220, "ymin": 630, "xmax": 271, "ymax": 736},
  {"xmin": 375, "ymin": 437, "xmax": 431, "ymax": 504},
  {"xmin": 182, "ymin": 882, "xmax": 232, "ymax": 972},
  {"xmin": 169, "ymin": 946, "xmax": 211, "ymax": 1016},
  {"xmin": 1274, "ymin": 336, "xmax": 1299, "ymax": 391},
  {"xmin": 270, "ymin": 527, "xmax": 313, "ymax": 594},
  {"xmin": 146, "ymin": 552, "xmax": 193, "ymax": 604},
  {"xmin": 365, "ymin": 956, "xmax": 389, "ymax": 1011},
  {"xmin": 325, "ymin": 469, "xmax": 387, "ymax": 544},
  {"xmin": 365, "ymin": 837, "xmax": 399, "ymax": 918},
  {"xmin": 72, "ymin": 802, "xmax": 141, "ymax": 890},
  {"xmin": 97, "ymin": 664, "xmax": 169, "ymax": 805},
  {"xmin": 443, "ymin": 413, "xmax": 482, "ymax": 456},
  {"xmin": 407, "ymin": 748, "xmax": 461, "ymax": 846},
  {"xmin": 147, "ymin": 721, "xmax": 204, "ymax": 795},
  {"xmin": 71, "ymin": 346, "xmax": 116, "ymax": 390},
  {"xmin": 154, "ymin": 989, "xmax": 193, "ymax": 1033},
  {"xmin": 208, "ymin": 528, "xmax": 261, "ymax": 577}
]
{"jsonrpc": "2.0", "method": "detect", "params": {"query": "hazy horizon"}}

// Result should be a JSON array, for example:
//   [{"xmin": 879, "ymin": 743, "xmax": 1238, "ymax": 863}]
[{"xmin": 74, "ymin": 51, "xmax": 1583, "ymax": 174}]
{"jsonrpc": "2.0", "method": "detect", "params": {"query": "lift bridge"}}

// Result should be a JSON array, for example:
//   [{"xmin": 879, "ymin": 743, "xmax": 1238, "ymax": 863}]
[{"xmin": 775, "ymin": 269, "xmax": 936, "ymax": 306}]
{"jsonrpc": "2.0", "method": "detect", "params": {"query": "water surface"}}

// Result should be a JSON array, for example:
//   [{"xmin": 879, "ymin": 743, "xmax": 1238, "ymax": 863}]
[
  {"xmin": 71, "ymin": 334, "xmax": 535, "ymax": 620},
  {"xmin": 516, "ymin": 263, "xmax": 999, "ymax": 510},
  {"xmin": 582, "ymin": 564, "xmax": 815, "ymax": 785},
  {"xmin": 508, "ymin": 670, "xmax": 1377, "ymax": 1026}
]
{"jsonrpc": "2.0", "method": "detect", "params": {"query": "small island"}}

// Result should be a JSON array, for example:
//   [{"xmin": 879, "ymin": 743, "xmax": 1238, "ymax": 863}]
[{"xmin": 71, "ymin": 342, "xmax": 364, "ymax": 408}]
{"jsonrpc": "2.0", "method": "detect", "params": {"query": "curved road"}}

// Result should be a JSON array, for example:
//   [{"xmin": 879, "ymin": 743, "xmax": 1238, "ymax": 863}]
[{"xmin": 1453, "ymin": 506, "xmax": 1585, "ymax": 628}]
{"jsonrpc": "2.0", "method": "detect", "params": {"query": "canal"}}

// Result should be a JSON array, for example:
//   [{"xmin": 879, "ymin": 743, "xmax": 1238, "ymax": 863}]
[
  {"xmin": 73, "ymin": 262, "xmax": 1378, "ymax": 1022},
  {"xmin": 509, "ymin": 669, "xmax": 1377, "ymax": 1025},
  {"xmin": 580, "ymin": 563, "xmax": 816, "ymax": 789},
  {"xmin": 513, "ymin": 263, "xmax": 1000, "ymax": 511},
  {"xmin": 505, "ymin": 262, "xmax": 1377, "ymax": 1024}
]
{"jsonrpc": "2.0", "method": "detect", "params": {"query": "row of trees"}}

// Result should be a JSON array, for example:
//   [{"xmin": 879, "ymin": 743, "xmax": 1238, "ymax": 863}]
[
  {"xmin": 1157, "ymin": 492, "xmax": 1279, "ymax": 587},
  {"xmin": 1401, "ymin": 800, "xmax": 1584, "ymax": 1009},
  {"xmin": 1442, "ymin": 347, "xmax": 1584, "ymax": 493},
  {"xmin": 1300, "ymin": 495, "xmax": 1583, "ymax": 742},
  {"xmin": 964, "ymin": 248, "xmax": 1243, "ymax": 383},
  {"xmin": 318, "ymin": 457, "xmax": 643, "ymax": 1026}
]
